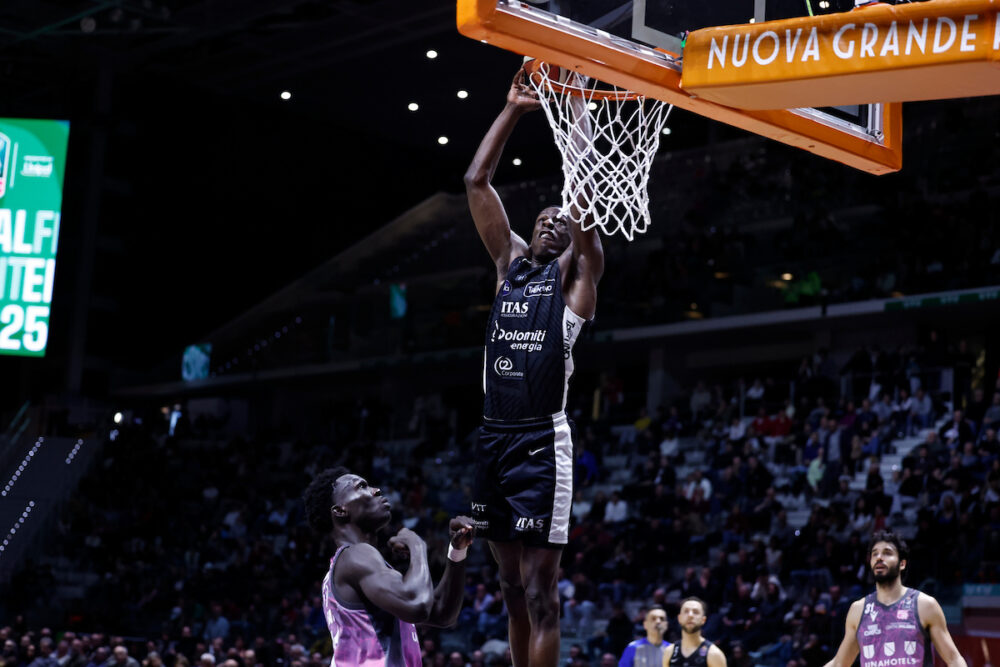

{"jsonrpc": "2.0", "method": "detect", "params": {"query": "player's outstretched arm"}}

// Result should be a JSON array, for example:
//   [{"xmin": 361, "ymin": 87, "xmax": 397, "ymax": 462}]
[
  {"xmin": 920, "ymin": 593, "xmax": 967, "ymax": 667},
  {"xmin": 464, "ymin": 68, "xmax": 538, "ymax": 282},
  {"xmin": 823, "ymin": 599, "xmax": 863, "ymax": 667},
  {"xmin": 342, "ymin": 532, "xmax": 434, "ymax": 625},
  {"xmin": 424, "ymin": 516, "xmax": 475, "ymax": 628},
  {"xmin": 561, "ymin": 73, "xmax": 603, "ymax": 320}
]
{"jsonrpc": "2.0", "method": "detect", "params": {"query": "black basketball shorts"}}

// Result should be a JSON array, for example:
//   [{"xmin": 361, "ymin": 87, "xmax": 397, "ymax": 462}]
[{"xmin": 471, "ymin": 412, "xmax": 574, "ymax": 548}]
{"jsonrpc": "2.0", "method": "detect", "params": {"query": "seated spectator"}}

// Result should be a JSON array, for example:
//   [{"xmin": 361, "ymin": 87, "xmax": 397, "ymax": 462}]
[
  {"xmin": 752, "ymin": 407, "xmax": 771, "ymax": 435},
  {"xmin": 872, "ymin": 394, "xmax": 894, "ymax": 425},
  {"xmin": 960, "ymin": 441, "xmax": 980, "ymax": 470},
  {"xmin": 850, "ymin": 497, "xmax": 872, "ymax": 534},
  {"xmin": 802, "ymin": 432, "xmax": 823, "ymax": 465},
  {"xmin": 683, "ymin": 469, "xmax": 713, "ymax": 502},
  {"xmin": 897, "ymin": 466, "xmax": 923, "ymax": 499},
  {"xmin": 690, "ymin": 382, "xmax": 712, "ymax": 421},
  {"xmin": 910, "ymin": 388, "xmax": 934, "ymax": 434},
  {"xmin": 571, "ymin": 490, "xmax": 593, "ymax": 523},
  {"xmin": 980, "ymin": 428, "xmax": 999, "ymax": 458},
  {"xmin": 604, "ymin": 492, "xmax": 629, "ymax": 524},
  {"xmin": 562, "ymin": 574, "xmax": 597, "ymax": 639},
  {"xmin": 856, "ymin": 398, "xmax": 878, "ymax": 430},
  {"xmin": 660, "ymin": 405, "xmax": 685, "ymax": 436},
  {"xmin": 659, "ymin": 429, "xmax": 680, "ymax": 460},
  {"xmin": 830, "ymin": 475, "xmax": 857, "ymax": 510},
  {"xmin": 983, "ymin": 393, "xmax": 1000, "ymax": 432},
  {"xmin": 576, "ymin": 447, "xmax": 601, "ymax": 487},
  {"xmin": 109, "ymin": 646, "xmax": 140, "ymax": 667},
  {"xmin": 807, "ymin": 448, "xmax": 826, "ymax": 493},
  {"xmin": 728, "ymin": 416, "xmax": 747, "ymax": 445},
  {"xmin": 939, "ymin": 409, "xmax": 976, "ymax": 449}
]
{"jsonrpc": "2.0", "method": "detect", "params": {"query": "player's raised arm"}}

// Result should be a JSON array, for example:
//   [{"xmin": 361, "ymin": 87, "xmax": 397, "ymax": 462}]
[
  {"xmin": 424, "ymin": 516, "xmax": 475, "ymax": 628},
  {"xmin": 561, "ymin": 73, "xmax": 603, "ymax": 320},
  {"xmin": 464, "ymin": 68, "xmax": 538, "ymax": 282},
  {"xmin": 920, "ymin": 593, "xmax": 968, "ymax": 667},
  {"xmin": 823, "ymin": 600, "xmax": 863, "ymax": 667}
]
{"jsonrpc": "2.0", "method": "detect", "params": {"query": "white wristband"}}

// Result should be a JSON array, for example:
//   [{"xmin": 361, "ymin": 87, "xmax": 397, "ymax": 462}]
[{"xmin": 447, "ymin": 544, "xmax": 468, "ymax": 563}]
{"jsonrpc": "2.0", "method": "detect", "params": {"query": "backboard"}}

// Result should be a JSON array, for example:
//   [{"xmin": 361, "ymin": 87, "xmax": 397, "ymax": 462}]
[{"xmin": 457, "ymin": 0, "xmax": 903, "ymax": 174}]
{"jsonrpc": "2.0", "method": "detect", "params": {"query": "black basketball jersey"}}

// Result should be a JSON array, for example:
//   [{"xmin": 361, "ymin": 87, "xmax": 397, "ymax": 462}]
[
  {"xmin": 483, "ymin": 256, "xmax": 585, "ymax": 421},
  {"xmin": 669, "ymin": 641, "xmax": 713, "ymax": 667}
]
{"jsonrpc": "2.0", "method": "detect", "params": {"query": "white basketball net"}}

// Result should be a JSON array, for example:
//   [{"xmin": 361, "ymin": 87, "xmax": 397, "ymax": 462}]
[{"xmin": 528, "ymin": 64, "xmax": 673, "ymax": 241}]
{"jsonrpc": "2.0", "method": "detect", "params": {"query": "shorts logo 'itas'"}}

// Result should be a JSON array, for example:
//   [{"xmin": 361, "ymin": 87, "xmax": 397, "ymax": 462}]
[{"xmin": 515, "ymin": 516, "xmax": 546, "ymax": 533}]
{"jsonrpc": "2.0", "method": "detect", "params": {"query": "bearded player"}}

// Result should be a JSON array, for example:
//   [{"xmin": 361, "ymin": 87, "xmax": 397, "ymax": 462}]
[
  {"xmin": 824, "ymin": 530, "xmax": 966, "ymax": 667},
  {"xmin": 666, "ymin": 598, "xmax": 727, "ymax": 667},
  {"xmin": 464, "ymin": 66, "xmax": 603, "ymax": 667}
]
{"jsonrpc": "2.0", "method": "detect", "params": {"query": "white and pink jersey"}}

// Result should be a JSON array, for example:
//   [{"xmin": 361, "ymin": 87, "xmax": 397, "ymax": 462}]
[{"xmin": 322, "ymin": 545, "xmax": 422, "ymax": 667}]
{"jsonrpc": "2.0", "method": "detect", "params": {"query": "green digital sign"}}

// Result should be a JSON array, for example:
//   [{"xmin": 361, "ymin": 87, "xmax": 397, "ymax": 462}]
[{"xmin": 0, "ymin": 117, "xmax": 70, "ymax": 357}]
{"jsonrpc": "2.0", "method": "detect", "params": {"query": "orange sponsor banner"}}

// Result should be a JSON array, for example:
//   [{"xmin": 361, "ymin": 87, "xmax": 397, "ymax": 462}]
[{"xmin": 683, "ymin": 0, "xmax": 1000, "ymax": 109}]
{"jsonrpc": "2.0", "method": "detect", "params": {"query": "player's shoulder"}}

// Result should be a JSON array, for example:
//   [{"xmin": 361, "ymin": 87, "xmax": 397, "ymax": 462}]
[
  {"xmin": 845, "ymin": 598, "xmax": 866, "ymax": 623},
  {"xmin": 915, "ymin": 589, "xmax": 943, "ymax": 616},
  {"xmin": 706, "ymin": 643, "xmax": 727, "ymax": 666},
  {"xmin": 336, "ymin": 543, "xmax": 383, "ymax": 574},
  {"xmin": 626, "ymin": 638, "xmax": 647, "ymax": 648}
]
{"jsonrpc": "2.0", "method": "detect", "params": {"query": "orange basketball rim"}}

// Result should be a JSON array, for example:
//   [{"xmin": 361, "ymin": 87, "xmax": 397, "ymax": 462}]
[{"xmin": 457, "ymin": 0, "xmax": 903, "ymax": 175}]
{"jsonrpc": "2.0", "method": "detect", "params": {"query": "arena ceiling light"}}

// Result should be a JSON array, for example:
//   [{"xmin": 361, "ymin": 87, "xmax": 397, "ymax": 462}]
[
  {"xmin": 457, "ymin": 90, "xmax": 469, "ymax": 99},
  {"xmin": 426, "ymin": 49, "xmax": 438, "ymax": 59},
  {"xmin": 438, "ymin": 136, "xmax": 449, "ymax": 145},
  {"xmin": 512, "ymin": 158, "xmax": 522, "ymax": 166},
  {"xmin": 280, "ymin": 91, "xmax": 292, "ymax": 100},
  {"xmin": 408, "ymin": 102, "xmax": 419, "ymax": 111}
]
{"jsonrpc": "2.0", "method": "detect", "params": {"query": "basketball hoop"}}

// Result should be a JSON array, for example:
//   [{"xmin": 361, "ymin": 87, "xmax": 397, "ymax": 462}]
[{"xmin": 524, "ymin": 59, "xmax": 672, "ymax": 241}]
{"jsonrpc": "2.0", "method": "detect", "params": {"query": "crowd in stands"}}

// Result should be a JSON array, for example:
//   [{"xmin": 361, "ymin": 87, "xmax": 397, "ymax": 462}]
[
  {"xmin": 3, "ymin": 334, "xmax": 998, "ymax": 667},
  {"xmin": 203, "ymin": 101, "xmax": 1000, "ymax": 381}
]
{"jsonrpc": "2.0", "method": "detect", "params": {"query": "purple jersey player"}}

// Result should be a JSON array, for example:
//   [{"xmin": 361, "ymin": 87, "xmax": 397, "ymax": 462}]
[
  {"xmin": 304, "ymin": 467, "xmax": 475, "ymax": 666},
  {"xmin": 825, "ymin": 530, "xmax": 966, "ymax": 667}
]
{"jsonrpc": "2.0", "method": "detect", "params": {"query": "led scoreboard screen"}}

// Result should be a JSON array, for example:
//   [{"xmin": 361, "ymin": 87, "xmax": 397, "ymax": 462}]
[{"xmin": 0, "ymin": 118, "xmax": 70, "ymax": 358}]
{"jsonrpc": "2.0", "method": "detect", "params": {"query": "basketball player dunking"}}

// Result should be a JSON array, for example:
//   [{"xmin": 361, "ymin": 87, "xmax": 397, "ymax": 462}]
[
  {"xmin": 666, "ymin": 598, "xmax": 727, "ymax": 667},
  {"xmin": 824, "ymin": 530, "xmax": 966, "ymax": 667},
  {"xmin": 464, "ymin": 67, "xmax": 603, "ymax": 666}
]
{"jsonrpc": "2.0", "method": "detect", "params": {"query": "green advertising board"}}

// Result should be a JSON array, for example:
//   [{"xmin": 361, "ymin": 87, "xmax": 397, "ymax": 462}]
[{"xmin": 0, "ymin": 117, "xmax": 70, "ymax": 357}]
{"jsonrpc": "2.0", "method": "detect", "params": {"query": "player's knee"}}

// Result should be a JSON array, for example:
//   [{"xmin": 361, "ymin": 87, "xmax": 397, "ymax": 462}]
[
  {"xmin": 497, "ymin": 573, "xmax": 525, "ymax": 599},
  {"xmin": 524, "ymin": 584, "xmax": 559, "ymax": 620}
]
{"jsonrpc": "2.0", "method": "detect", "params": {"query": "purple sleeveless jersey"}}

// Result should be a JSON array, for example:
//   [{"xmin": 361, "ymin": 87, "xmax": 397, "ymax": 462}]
[
  {"xmin": 322, "ymin": 545, "xmax": 423, "ymax": 667},
  {"xmin": 856, "ymin": 588, "xmax": 934, "ymax": 667}
]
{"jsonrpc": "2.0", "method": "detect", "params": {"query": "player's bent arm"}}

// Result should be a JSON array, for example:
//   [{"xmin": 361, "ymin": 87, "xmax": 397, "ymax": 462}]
[
  {"xmin": 347, "ymin": 543, "xmax": 435, "ymax": 625},
  {"xmin": 423, "ymin": 559, "xmax": 467, "ymax": 628},
  {"xmin": 822, "ymin": 599, "xmax": 863, "ymax": 667},
  {"xmin": 423, "ymin": 519, "xmax": 475, "ymax": 628},
  {"xmin": 920, "ymin": 593, "xmax": 967, "ymax": 667},
  {"xmin": 707, "ymin": 644, "xmax": 727, "ymax": 667}
]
